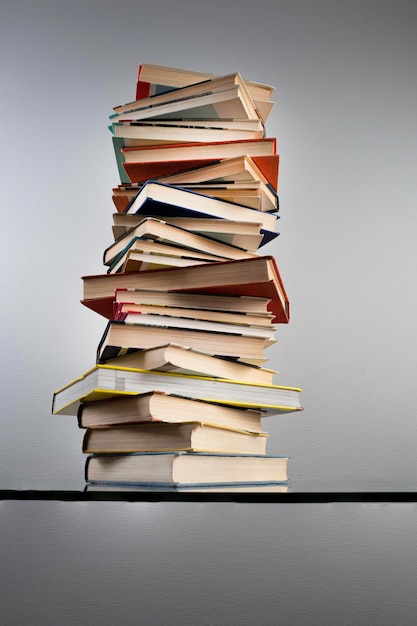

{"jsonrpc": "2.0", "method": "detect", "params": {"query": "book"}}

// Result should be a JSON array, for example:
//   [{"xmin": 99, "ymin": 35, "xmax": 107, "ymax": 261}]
[
  {"xmin": 102, "ymin": 217, "xmax": 258, "ymax": 267},
  {"xmin": 112, "ymin": 312, "xmax": 276, "ymax": 344},
  {"xmin": 113, "ymin": 288, "xmax": 272, "ymax": 315},
  {"xmin": 81, "ymin": 256, "xmax": 290, "ymax": 324},
  {"xmin": 120, "ymin": 137, "xmax": 277, "ymax": 163},
  {"xmin": 132, "ymin": 154, "xmax": 279, "ymax": 193},
  {"xmin": 82, "ymin": 422, "xmax": 269, "ymax": 455},
  {"xmin": 110, "ymin": 84, "xmax": 260, "ymax": 125},
  {"xmin": 111, "ymin": 213, "xmax": 269, "ymax": 251},
  {"xmin": 110, "ymin": 72, "xmax": 259, "ymax": 121},
  {"xmin": 110, "ymin": 121, "xmax": 264, "ymax": 144},
  {"xmin": 102, "ymin": 343, "xmax": 276, "ymax": 384},
  {"xmin": 122, "ymin": 180, "xmax": 278, "ymax": 232},
  {"xmin": 113, "ymin": 181, "xmax": 277, "ymax": 213},
  {"xmin": 108, "ymin": 249, "xmax": 212, "ymax": 274},
  {"xmin": 96, "ymin": 319, "xmax": 271, "ymax": 363},
  {"xmin": 172, "ymin": 182, "xmax": 278, "ymax": 212},
  {"xmin": 114, "ymin": 118, "xmax": 264, "ymax": 132},
  {"xmin": 107, "ymin": 237, "xmax": 224, "ymax": 274},
  {"xmin": 122, "ymin": 157, "xmax": 279, "ymax": 203},
  {"xmin": 85, "ymin": 451, "xmax": 289, "ymax": 486},
  {"xmin": 133, "ymin": 63, "xmax": 275, "ymax": 122},
  {"xmin": 52, "ymin": 364, "xmax": 303, "ymax": 416},
  {"xmin": 77, "ymin": 391, "xmax": 266, "ymax": 431},
  {"xmin": 113, "ymin": 302, "xmax": 274, "ymax": 328},
  {"xmin": 135, "ymin": 63, "xmax": 216, "ymax": 98}
]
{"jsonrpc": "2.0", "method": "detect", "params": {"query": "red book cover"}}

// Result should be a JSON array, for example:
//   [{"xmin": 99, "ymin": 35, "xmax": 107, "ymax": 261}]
[
  {"xmin": 135, "ymin": 64, "xmax": 151, "ymax": 99},
  {"xmin": 81, "ymin": 256, "xmax": 290, "ymax": 324}
]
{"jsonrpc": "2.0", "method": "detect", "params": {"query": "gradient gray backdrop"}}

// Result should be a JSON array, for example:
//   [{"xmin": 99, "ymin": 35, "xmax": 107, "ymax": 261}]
[{"xmin": 1, "ymin": 1, "xmax": 417, "ymax": 624}]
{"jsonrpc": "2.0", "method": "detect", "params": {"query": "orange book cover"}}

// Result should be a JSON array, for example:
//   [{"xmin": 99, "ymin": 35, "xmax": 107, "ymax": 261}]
[{"xmin": 123, "ymin": 155, "xmax": 279, "ymax": 190}]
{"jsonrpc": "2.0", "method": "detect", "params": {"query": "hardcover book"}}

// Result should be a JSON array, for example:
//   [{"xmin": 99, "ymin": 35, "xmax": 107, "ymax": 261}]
[
  {"xmin": 81, "ymin": 256, "xmax": 290, "ymax": 324},
  {"xmin": 123, "ymin": 154, "xmax": 279, "ymax": 193},
  {"xmin": 82, "ymin": 421, "xmax": 269, "ymax": 455},
  {"xmin": 77, "ymin": 390, "xmax": 266, "ymax": 432},
  {"xmin": 110, "ymin": 213, "xmax": 269, "ymax": 251},
  {"xmin": 103, "ymin": 216, "xmax": 258, "ymax": 266},
  {"xmin": 132, "ymin": 63, "xmax": 275, "ymax": 123},
  {"xmin": 85, "ymin": 451, "xmax": 289, "ymax": 487},
  {"xmin": 111, "ymin": 72, "xmax": 260, "ymax": 123},
  {"xmin": 52, "ymin": 364, "xmax": 303, "ymax": 416},
  {"xmin": 96, "ymin": 319, "xmax": 272, "ymax": 363},
  {"xmin": 110, "ymin": 121, "xmax": 264, "ymax": 144},
  {"xmin": 122, "ymin": 180, "xmax": 277, "ymax": 233}
]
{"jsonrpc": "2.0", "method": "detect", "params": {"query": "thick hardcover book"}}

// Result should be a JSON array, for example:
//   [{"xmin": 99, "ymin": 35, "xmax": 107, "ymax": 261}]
[
  {"xmin": 111, "ymin": 212, "xmax": 273, "ymax": 251},
  {"xmin": 116, "ymin": 72, "xmax": 254, "ymax": 115},
  {"xmin": 93, "ymin": 342, "xmax": 275, "ymax": 384},
  {"xmin": 111, "ymin": 73, "xmax": 260, "ymax": 122},
  {"xmin": 112, "ymin": 312, "xmax": 276, "ymax": 343},
  {"xmin": 110, "ymin": 85, "xmax": 260, "ymax": 124},
  {"xmin": 102, "ymin": 216, "xmax": 258, "ymax": 266},
  {"xmin": 132, "ymin": 64, "xmax": 275, "ymax": 123},
  {"xmin": 117, "ymin": 136, "xmax": 277, "ymax": 185},
  {"xmin": 82, "ymin": 422, "xmax": 268, "ymax": 455},
  {"xmin": 85, "ymin": 451, "xmax": 288, "ymax": 487},
  {"xmin": 77, "ymin": 390, "xmax": 266, "ymax": 431},
  {"xmin": 107, "ymin": 238, "xmax": 223, "ymax": 275},
  {"xmin": 52, "ymin": 365, "xmax": 303, "ymax": 416},
  {"xmin": 113, "ymin": 288, "xmax": 272, "ymax": 315},
  {"xmin": 113, "ymin": 181, "xmax": 277, "ymax": 214},
  {"xmin": 113, "ymin": 301, "xmax": 274, "ymax": 329},
  {"xmin": 121, "ymin": 137, "xmax": 277, "ymax": 162},
  {"xmin": 123, "ymin": 154, "xmax": 279, "ymax": 192},
  {"xmin": 122, "ymin": 180, "xmax": 277, "ymax": 232},
  {"xmin": 111, "ymin": 212, "xmax": 272, "ymax": 251},
  {"xmin": 110, "ymin": 121, "xmax": 265, "ymax": 143},
  {"xmin": 96, "ymin": 319, "xmax": 271, "ymax": 363},
  {"xmin": 81, "ymin": 256, "xmax": 290, "ymax": 324}
]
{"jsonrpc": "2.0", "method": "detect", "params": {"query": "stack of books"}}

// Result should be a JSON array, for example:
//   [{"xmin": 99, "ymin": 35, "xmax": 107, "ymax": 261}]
[{"xmin": 52, "ymin": 63, "xmax": 303, "ymax": 490}]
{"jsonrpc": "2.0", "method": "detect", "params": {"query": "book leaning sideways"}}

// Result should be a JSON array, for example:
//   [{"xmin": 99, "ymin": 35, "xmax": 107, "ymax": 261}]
[{"xmin": 52, "ymin": 365, "xmax": 303, "ymax": 416}]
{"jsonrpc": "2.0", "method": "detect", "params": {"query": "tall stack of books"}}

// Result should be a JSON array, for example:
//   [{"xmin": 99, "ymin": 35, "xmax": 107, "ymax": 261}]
[{"xmin": 52, "ymin": 64, "xmax": 303, "ymax": 490}]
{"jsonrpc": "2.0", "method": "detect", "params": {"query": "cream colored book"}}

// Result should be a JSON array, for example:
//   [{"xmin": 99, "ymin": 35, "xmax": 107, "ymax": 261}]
[
  {"xmin": 103, "ymin": 343, "xmax": 276, "ymax": 384},
  {"xmin": 77, "ymin": 391, "xmax": 265, "ymax": 432},
  {"xmin": 82, "ymin": 422, "xmax": 269, "ymax": 455}
]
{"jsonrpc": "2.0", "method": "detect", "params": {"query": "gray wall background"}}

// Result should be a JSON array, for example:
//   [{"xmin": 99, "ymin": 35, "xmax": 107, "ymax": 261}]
[{"xmin": 1, "ymin": 1, "xmax": 417, "ymax": 623}]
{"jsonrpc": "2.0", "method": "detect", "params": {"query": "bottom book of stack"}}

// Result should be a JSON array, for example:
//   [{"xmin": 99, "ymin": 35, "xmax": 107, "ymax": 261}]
[{"xmin": 85, "ymin": 450, "xmax": 289, "ymax": 488}]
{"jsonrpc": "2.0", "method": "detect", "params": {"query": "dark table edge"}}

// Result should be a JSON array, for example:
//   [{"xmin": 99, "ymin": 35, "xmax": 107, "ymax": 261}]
[{"xmin": 2, "ymin": 490, "xmax": 417, "ymax": 503}]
